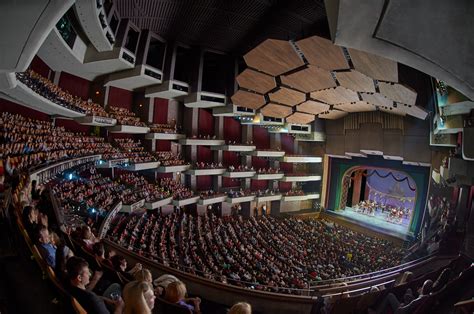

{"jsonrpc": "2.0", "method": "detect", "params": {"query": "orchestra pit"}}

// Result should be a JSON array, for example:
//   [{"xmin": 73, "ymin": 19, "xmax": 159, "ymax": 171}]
[{"xmin": 1, "ymin": 1, "xmax": 474, "ymax": 313}]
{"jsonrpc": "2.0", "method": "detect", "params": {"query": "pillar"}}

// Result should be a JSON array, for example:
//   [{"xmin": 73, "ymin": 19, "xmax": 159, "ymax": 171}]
[{"xmin": 351, "ymin": 171, "xmax": 363, "ymax": 206}]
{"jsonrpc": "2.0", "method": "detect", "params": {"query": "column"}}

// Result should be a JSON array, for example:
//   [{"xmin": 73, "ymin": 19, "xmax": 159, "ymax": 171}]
[
  {"xmin": 189, "ymin": 107, "xmax": 199, "ymax": 190},
  {"xmin": 351, "ymin": 171, "xmax": 363, "ymax": 206},
  {"xmin": 269, "ymin": 133, "xmax": 281, "ymax": 190},
  {"xmin": 213, "ymin": 116, "xmax": 224, "ymax": 191}
]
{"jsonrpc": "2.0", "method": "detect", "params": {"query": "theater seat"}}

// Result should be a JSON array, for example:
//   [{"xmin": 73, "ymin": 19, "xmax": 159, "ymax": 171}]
[{"xmin": 71, "ymin": 297, "xmax": 87, "ymax": 314}]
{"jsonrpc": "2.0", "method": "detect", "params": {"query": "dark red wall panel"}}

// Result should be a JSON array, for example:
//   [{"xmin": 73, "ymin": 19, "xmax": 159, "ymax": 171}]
[
  {"xmin": 223, "ymin": 151, "xmax": 240, "ymax": 167},
  {"xmin": 222, "ymin": 177, "xmax": 241, "ymax": 188},
  {"xmin": 253, "ymin": 126, "xmax": 270, "ymax": 149},
  {"xmin": 1, "ymin": 99, "xmax": 49, "ymax": 121},
  {"xmin": 58, "ymin": 72, "xmax": 90, "ymax": 100},
  {"xmin": 108, "ymin": 87, "xmax": 133, "ymax": 110},
  {"xmin": 223, "ymin": 117, "xmax": 241, "ymax": 142},
  {"xmin": 252, "ymin": 156, "xmax": 269, "ymax": 170},
  {"xmin": 251, "ymin": 179, "xmax": 268, "ymax": 191},
  {"xmin": 197, "ymin": 146, "xmax": 212, "ymax": 163},
  {"xmin": 279, "ymin": 182, "xmax": 292, "ymax": 192},
  {"xmin": 30, "ymin": 56, "xmax": 51, "ymax": 78},
  {"xmin": 198, "ymin": 109, "xmax": 214, "ymax": 136},
  {"xmin": 156, "ymin": 140, "xmax": 171, "ymax": 151},
  {"xmin": 281, "ymin": 134, "xmax": 294, "ymax": 154},
  {"xmin": 196, "ymin": 176, "xmax": 212, "ymax": 191},
  {"xmin": 279, "ymin": 162, "xmax": 293, "ymax": 173},
  {"xmin": 154, "ymin": 98, "xmax": 168, "ymax": 124}
]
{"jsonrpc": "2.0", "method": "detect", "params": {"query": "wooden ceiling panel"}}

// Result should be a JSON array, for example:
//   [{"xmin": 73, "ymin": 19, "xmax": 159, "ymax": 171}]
[
  {"xmin": 231, "ymin": 90, "xmax": 266, "ymax": 109},
  {"xmin": 378, "ymin": 106, "xmax": 407, "ymax": 116},
  {"xmin": 335, "ymin": 101, "xmax": 376, "ymax": 112},
  {"xmin": 280, "ymin": 65, "xmax": 337, "ymax": 93},
  {"xmin": 335, "ymin": 70, "xmax": 376, "ymax": 93},
  {"xmin": 310, "ymin": 86, "xmax": 359, "ymax": 104},
  {"xmin": 297, "ymin": 100, "xmax": 330, "ymax": 115},
  {"xmin": 268, "ymin": 87, "xmax": 306, "ymax": 106},
  {"xmin": 296, "ymin": 36, "xmax": 350, "ymax": 71},
  {"xmin": 317, "ymin": 109, "xmax": 348, "ymax": 120},
  {"xmin": 244, "ymin": 39, "xmax": 305, "ymax": 76},
  {"xmin": 348, "ymin": 48, "xmax": 398, "ymax": 82},
  {"xmin": 360, "ymin": 92, "xmax": 393, "ymax": 107},
  {"xmin": 286, "ymin": 112, "xmax": 315, "ymax": 124},
  {"xmin": 260, "ymin": 103, "xmax": 293, "ymax": 118},
  {"xmin": 378, "ymin": 82, "xmax": 417, "ymax": 105},
  {"xmin": 236, "ymin": 69, "xmax": 277, "ymax": 94}
]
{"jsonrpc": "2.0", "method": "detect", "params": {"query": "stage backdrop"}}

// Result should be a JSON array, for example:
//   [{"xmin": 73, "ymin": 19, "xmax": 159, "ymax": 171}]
[{"xmin": 325, "ymin": 156, "xmax": 430, "ymax": 238}]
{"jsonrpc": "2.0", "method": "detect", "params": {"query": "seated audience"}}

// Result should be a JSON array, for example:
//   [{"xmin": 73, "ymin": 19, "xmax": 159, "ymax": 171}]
[
  {"xmin": 36, "ymin": 226, "xmax": 56, "ymax": 268},
  {"xmin": 165, "ymin": 281, "xmax": 201, "ymax": 313},
  {"xmin": 229, "ymin": 302, "xmax": 252, "ymax": 314},
  {"xmin": 123, "ymin": 280, "xmax": 156, "ymax": 314}
]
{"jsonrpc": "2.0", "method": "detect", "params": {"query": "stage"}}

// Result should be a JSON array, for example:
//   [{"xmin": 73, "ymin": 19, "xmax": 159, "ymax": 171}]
[{"xmin": 329, "ymin": 206, "xmax": 413, "ymax": 240}]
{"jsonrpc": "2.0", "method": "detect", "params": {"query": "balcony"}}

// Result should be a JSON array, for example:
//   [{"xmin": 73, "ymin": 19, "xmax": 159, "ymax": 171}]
[
  {"xmin": 1, "ymin": 78, "xmax": 85, "ymax": 117},
  {"xmin": 226, "ymin": 195, "xmax": 256, "ymax": 204},
  {"xmin": 121, "ymin": 199, "xmax": 145, "ymax": 213},
  {"xmin": 96, "ymin": 158, "xmax": 129, "ymax": 168},
  {"xmin": 186, "ymin": 168, "xmax": 226, "ymax": 176},
  {"xmin": 255, "ymin": 194, "xmax": 282, "ymax": 202},
  {"xmin": 145, "ymin": 133, "xmax": 186, "ymax": 140},
  {"xmin": 156, "ymin": 164, "xmax": 190, "ymax": 173},
  {"xmin": 104, "ymin": 64, "xmax": 163, "ymax": 91},
  {"xmin": 211, "ymin": 144, "xmax": 256, "ymax": 152},
  {"xmin": 282, "ymin": 193, "xmax": 320, "ymax": 202},
  {"xmin": 172, "ymin": 196, "xmax": 200, "ymax": 207},
  {"xmin": 281, "ymin": 174, "xmax": 322, "ymax": 182},
  {"xmin": 75, "ymin": 115, "xmax": 116, "ymax": 126},
  {"xmin": 122, "ymin": 161, "xmax": 160, "ymax": 171},
  {"xmin": 107, "ymin": 125, "xmax": 150, "ymax": 134},
  {"xmin": 184, "ymin": 91, "xmax": 226, "ymax": 108},
  {"xmin": 145, "ymin": 80, "xmax": 189, "ymax": 99},
  {"xmin": 144, "ymin": 197, "xmax": 173, "ymax": 210},
  {"xmin": 243, "ymin": 150, "xmax": 285, "ymax": 158},
  {"xmin": 198, "ymin": 194, "xmax": 228, "ymax": 206},
  {"xmin": 280, "ymin": 155, "xmax": 322, "ymax": 163},
  {"xmin": 179, "ymin": 138, "xmax": 225, "ymax": 146},
  {"xmin": 253, "ymin": 173, "xmax": 285, "ymax": 180},
  {"xmin": 222, "ymin": 171, "xmax": 256, "ymax": 178}
]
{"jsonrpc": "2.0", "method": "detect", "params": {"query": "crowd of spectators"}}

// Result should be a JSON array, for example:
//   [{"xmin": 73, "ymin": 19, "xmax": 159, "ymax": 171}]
[
  {"xmin": 227, "ymin": 189, "xmax": 255, "ymax": 198},
  {"xmin": 157, "ymin": 177, "xmax": 194, "ymax": 201},
  {"xmin": 16, "ymin": 70, "xmax": 109, "ymax": 117},
  {"xmin": 154, "ymin": 151, "xmax": 187, "ymax": 167},
  {"xmin": 255, "ymin": 189, "xmax": 280, "ymax": 197},
  {"xmin": 118, "ymin": 173, "xmax": 171, "ymax": 203},
  {"xmin": 284, "ymin": 189, "xmax": 306, "ymax": 196},
  {"xmin": 108, "ymin": 106, "xmax": 146, "ymax": 127},
  {"xmin": 193, "ymin": 162, "xmax": 224, "ymax": 169},
  {"xmin": 0, "ymin": 112, "xmax": 115, "ymax": 173},
  {"xmin": 227, "ymin": 165, "xmax": 254, "ymax": 172},
  {"xmin": 149, "ymin": 123, "xmax": 180, "ymax": 134},
  {"xmin": 108, "ymin": 210, "xmax": 406, "ymax": 294},
  {"xmin": 225, "ymin": 140, "xmax": 254, "ymax": 145},
  {"xmin": 199, "ymin": 190, "xmax": 226, "ymax": 199},
  {"xmin": 113, "ymin": 139, "xmax": 157, "ymax": 164},
  {"xmin": 191, "ymin": 134, "xmax": 219, "ymax": 140},
  {"xmin": 256, "ymin": 167, "xmax": 281, "ymax": 174}
]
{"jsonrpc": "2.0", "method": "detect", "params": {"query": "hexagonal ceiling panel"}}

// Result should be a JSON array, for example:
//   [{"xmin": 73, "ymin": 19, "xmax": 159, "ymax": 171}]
[
  {"xmin": 318, "ymin": 109, "xmax": 348, "ymax": 119},
  {"xmin": 231, "ymin": 90, "xmax": 266, "ymax": 109},
  {"xmin": 360, "ymin": 92, "xmax": 393, "ymax": 108},
  {"xmin": 335, "ymin": 70, "xmax": 376, "ymax": 93},
  {"xmin": 268, "ymin": 87, "xmax": 306, "ymax": 106},
  {"xmin": 348, "ymin": 48, "xmax": 398, "ymax": 82},
  {"xmin": 260, "ymin": 103, "xmax": 293, "ymax": 118},
  {"xmin": 286, "ymin": 112, "xmax": 315, "ymax": 124},
  {"xmin": 310, "ymin": 86, "xmax": 360, "ymax": 105},
  {"xmin": 297, "ymin": 100, "xmax": 330, "ymax": 115},
  {"xmin": 296, "ymin": 36, "xmax": 350, "ymax": 71},
  {"xmin": 378, "ymin": 82, "xmax": 417, "ymax": 106},
  {"xmin": 280, "ymin": 65, "xmax": 337, "ymax": 93},
  {"xmin": 236, "ymin": 69, "xmax": 277, "ymax": 94},
  {"xmin": 335, "ymin": 101, "xmax": 376, "ymax": 112},
  {"xmin": 244, "ymin": 39, "xmax": 305, "ymax": 76}
]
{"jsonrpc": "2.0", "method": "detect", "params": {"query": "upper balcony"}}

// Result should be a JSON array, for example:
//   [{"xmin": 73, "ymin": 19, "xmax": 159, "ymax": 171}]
[
  {"xmin": 74, "ymin": 0, "xmax": 115, "ymax": 52},
  {"xmin": 281, "ymin": 174, "xmax": 322, "ymax": 182},
  {"xmin": 145, "ymin": 197, "xmax": 173, "ymax": 210},
  {"xmin": 211, "ymin": 144, "xmax": 256, "ymax": 152},
  {"xmin": 186, "ymin": 168, "xmax": 226, "ymax": 176},
  {"xmin": 242, "ymin": 149, "xmax": 285, "ymax": 158},
  {"xmin": 279, "ymin": 155, "xmax": 322, "ymax": 163},
  {"xmin": 179, "ymin": 138, "xmax": 225, "ymax": 146},
  {"xmin": 107, "ymin": 125, "xmax": 150, "ymax": 134},
  {"xmin": 282, "ymin": 193, "xmax": 320, "ymax": 202}
]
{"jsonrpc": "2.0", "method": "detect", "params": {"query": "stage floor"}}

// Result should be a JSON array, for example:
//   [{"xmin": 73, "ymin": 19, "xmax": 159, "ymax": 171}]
[{"xmin": 330, "ymin": 207, "xmax": 412, "ymax": 240}]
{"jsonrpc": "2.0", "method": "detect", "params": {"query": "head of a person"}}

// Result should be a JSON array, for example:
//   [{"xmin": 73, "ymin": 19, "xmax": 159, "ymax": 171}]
[
  {"xmin": 66, "ymin": 256, "xmax": 91, "ymax": 288},
  {"xmin": 421, "ymin": 279, "xmax": 434, "ymax": 295},
  {"xmin": 123, "ymin": 280, "xmax": 155, "ymax": 314},
  {"xmin": 82, "ymin": 225, "xmax": 92, "ymax": 240},
  {"xmin": 165, "ymin": 281, "xmax": 187, "ymax": 303},
  {"xmin": 111, "ymin": 255, "xmax": 127, "ymax": 272},
  {"xmin": 133, "ymin": 268, "xmax": 153, "ymax": 283},
  {"xmin": 92, "ymin": 242, "xmax": 105, "ymax": 258},
  {"xmin": 50, "ymin": 231, "xmax": 61, "ymax": 246},
  {"xmin": 37, "ymin": 226, "xmax": 50, "ymax": 245},
  {"xmin": 229, "ymin": 302, "xmax": 252, "ymax": 314},
  {"xmin": 400, "ymin": 271, "xmax": 414, "ymax": 284}
]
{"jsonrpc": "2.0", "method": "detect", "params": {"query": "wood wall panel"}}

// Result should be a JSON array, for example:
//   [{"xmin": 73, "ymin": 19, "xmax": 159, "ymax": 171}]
[
  {"xmin": 268, "ymin": 87, "xmax": 305, "ymax": 106},
  {"xmin": 348, "ymin": 48, "xmax": 399, "ymax": 82},
  {"xmin": 296, "ymin": 36, "xmax": 350, "ymax": 71},
  {"xmin": 231, "ymin": 90, "xmax": 266, "ymax": 109},
  {"xmin": 260, "ymin": 103, "xmax": 293, "ymax": 118},
  {"xmin": 311, "ymin": 86, "xmax": 359, "ymax": 104},
  {"xmin": 335, "ymin": 70, "xmax": 375, "ymax": 93},
  {"xmin": 236, "ymin": 69, "xmax": 276, "ymax": 94},
  {"xmin": 280, "ymin": 65, "xmax": 336, "ymax": 92}
]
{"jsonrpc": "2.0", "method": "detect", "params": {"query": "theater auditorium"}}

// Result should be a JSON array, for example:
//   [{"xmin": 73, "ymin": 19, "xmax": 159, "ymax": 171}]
[{"xmin": 0, "ymin": 0, "xmax": 473, "ymax": 313}]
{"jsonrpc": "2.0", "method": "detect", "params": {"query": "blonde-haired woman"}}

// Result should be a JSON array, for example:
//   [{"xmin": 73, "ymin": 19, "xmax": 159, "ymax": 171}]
[
  {"xmin": 123, "ymin": 280, "xmax": 156, "ymax": 314},
  {"xmin": 229, "ymin": 302, "xmax": 252, "ymax": 314},
  {"xmin": 133, "ymin": 268, "xmax": 153, "ymax": 284},
  {"xmin": 165, "ymin": 281, "xmax": 201, "ymax": 313}
]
